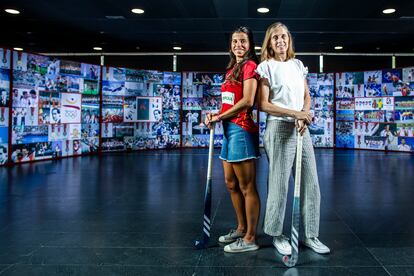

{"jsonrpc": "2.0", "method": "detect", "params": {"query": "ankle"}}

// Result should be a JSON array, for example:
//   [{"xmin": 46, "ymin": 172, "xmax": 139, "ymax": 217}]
[
  {"xmin": 243, "ymin": 234, "xmax": 256, "ymax": 244},
  {"xmin": 236, "ymin": 227, "xmax": 246, "ymax": 234}
]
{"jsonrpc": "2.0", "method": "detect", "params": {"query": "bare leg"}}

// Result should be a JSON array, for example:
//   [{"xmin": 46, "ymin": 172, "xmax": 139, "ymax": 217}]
[
  {"xmin": 222, "ymin": 160, "xmax": 246, "ymax": 233},
  {"xmin": 233, "ymin": 159, "xmax": 260, "ymax": 243}
]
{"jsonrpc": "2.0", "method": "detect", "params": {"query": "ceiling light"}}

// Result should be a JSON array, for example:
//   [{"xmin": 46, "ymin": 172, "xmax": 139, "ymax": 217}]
[
  {"xmin": 254, "ymin": 46, "xmax": 261, "ymax": 50},
  {"xmin": 131, "ymin": 8, "xmax": 145, "ymax": 14},
  {"xmin": 5, "ymin": 9, "xmax": 20, "ymax": 15},
  {"xmin": 257, "ymin": 7, "xmax": 269, "ymax": 13},
  {"xmin": 13, "ymin": 47, "xmax": 23, "ymax": 51},
  {"xmin": 382, "ymin": 8, "xmax": 396, "ymax": 14},
  {"xmin": 334, "ymin": 46, "xmax": 343, "ymax": 50},
  {"xmin": 173, "ymin": 46, "xmax": 182, "ymax": 51},
  {"xmin": 5, "ymin": 9, "xmax": 20, "ymax": 14},
  {"xmin": 93, "ymin": 47, "xmax": 103, "ymax": 51}
]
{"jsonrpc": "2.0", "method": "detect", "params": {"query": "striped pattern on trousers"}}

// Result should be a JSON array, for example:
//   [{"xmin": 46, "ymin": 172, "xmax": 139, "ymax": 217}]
[{"xmin": 263, "ymin": 120, "xmax": 320, "ymax": 238}]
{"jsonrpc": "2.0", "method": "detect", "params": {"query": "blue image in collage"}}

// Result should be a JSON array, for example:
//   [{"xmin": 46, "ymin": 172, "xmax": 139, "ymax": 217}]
[
  {"xmin": 0, "ymin": 126, "xmax": 8, "ymax": 143},
  {"xmin": 382, "ymin": 69, "xmax": 402, "ymax": 84},
  {"xmin": 336, "ymin": 110, "xmax": 355, "ymax": 121},
  {"xmin": 163, "ymin": 72, "xmax": 181, "ymax": 85},
  {"xmin": 397, "ymin": 137, "xmax": 414, "ymax": 152},
  {"xmin": 0, "ymin": 48, "xmax": 11, "ymax": 69},
  {"xmin": 365, "ymin": 84, "xmax": 382, "ymax": 97},
  {"xmin": 0, "ymin": 68, "xmax": 10, "ymax": 83},
  {"xmin": 336, "ymin": 134, "xmax": 355, "ymax": 148}
]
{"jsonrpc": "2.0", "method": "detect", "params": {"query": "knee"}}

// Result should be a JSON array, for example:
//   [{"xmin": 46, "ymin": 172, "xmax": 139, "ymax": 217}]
[
  {"xmin": 224, "ymin": 177, "xmax": 238, "ymax": 192},
  {"xmin": 238, "ymin": 181, "xmax": 255, "ymax": 197}
]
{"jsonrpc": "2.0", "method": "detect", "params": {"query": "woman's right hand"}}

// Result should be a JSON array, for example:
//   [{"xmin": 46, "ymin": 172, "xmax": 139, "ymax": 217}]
[
  {"xmin": 204, "ymin": 113, "xmax": 217, "ymax": 129},
  {"xmin": 294, "ymin": 110, "xmax": 312, "ymax": 124}
]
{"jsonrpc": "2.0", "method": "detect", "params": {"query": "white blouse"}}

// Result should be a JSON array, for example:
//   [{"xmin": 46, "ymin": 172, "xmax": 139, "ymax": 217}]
[{"xmin": 256, "ymin": 58, "xmax": 308, "ymax": 122}]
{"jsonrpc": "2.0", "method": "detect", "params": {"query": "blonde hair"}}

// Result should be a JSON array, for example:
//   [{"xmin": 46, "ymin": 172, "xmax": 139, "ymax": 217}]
[{"xmin": 260, "ymin": 22, "xmax": 295, "ymax": 62}]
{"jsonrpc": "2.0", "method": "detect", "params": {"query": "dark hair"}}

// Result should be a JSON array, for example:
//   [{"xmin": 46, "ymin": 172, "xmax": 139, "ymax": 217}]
[{"xmin": 226, "ymin": 26, "xmax": 259, "ymax": 82}]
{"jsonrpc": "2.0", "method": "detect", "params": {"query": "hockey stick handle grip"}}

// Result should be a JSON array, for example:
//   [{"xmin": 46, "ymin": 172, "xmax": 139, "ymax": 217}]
[{"xmin": 294, "ymin": 131, "xmax": 304, "ymax": 197}]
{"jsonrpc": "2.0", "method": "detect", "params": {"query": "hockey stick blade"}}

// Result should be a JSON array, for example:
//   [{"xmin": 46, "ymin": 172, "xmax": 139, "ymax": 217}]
[{"xmin": 283, "ymin": 254, "xmax": 298, "ymax": 267}]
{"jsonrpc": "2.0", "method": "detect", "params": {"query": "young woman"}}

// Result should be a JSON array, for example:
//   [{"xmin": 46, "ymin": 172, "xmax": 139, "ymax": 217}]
[
  {"xmin": 205, "ymin": 26, "xmax": 260, "ymax": 253},
  {"xmin": 257, "ymin": 22, "xmax": 330, "ymax": 255}
]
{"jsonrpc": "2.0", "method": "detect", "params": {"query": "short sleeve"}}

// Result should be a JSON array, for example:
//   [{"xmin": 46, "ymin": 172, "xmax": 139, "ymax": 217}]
[
  {"xmin": 294, "ymin": 59, "xmax": 308, "ymax": 78},
  {"xmin": 242, "ymin": 60, "xmax": 259, "ymax": 81},
  {"xmin": 256, "ymin": 61, "xmax": 270, "ymax": 80}
]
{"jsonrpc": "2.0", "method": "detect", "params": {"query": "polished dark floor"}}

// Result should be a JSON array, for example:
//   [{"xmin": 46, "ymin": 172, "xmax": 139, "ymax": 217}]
[{"xmin": 0, "ymin": 149, "xmax": 413, "ymax": 275}]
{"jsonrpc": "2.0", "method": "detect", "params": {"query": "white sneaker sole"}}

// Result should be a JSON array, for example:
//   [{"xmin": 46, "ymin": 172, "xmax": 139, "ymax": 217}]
[
  {"xmin": 273, "ymin": 244, "xmax": 292, "ymax": 256},
  {"xmin": 224, "ymin": 245, "xmax": 259, "ymax": 253},
  {"xmin": 302, "ymin": 242, "xmax": 330, "ymax": 254}
]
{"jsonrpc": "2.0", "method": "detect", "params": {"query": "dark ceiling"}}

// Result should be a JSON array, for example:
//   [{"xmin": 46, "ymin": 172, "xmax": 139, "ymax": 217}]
[{"xmin": 1, "ymin": 0, "xmax": 414, "ymax": 54}]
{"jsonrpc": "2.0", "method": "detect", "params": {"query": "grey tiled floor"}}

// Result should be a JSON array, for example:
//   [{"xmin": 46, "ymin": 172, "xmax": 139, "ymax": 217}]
[{"xmin": 0, "ymin": 149, "xmax": 413, "ymax": 275}]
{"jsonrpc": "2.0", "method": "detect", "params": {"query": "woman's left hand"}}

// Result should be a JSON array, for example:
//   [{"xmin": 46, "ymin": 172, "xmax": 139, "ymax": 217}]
[{"xmin": 296, "ymin": 119, "xmax": 307, "ymax": 136}]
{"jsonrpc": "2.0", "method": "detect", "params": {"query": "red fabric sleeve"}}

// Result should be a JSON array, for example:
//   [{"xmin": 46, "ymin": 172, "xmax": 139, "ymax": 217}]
[{"xmin": 242, "ymin": 60, "xmax": 259, "ymax": 81}]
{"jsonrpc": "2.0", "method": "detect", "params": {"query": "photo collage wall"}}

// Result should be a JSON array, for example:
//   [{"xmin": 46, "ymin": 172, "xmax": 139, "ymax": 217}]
[
  {"xmin": 0, "ymin": 48, "xmax": 10, "ymax": 165},
  {"xmin": 335, "ymin": 67, "xmax": 414, "ymax": 152},
  {"xmin": 101, "ymin": 67, "xmax": 181, "ymax": 151},
  {"xmin": 1, "ymin": 48, "xmax": 414, "ymax": 166},
  {"xmin": 257, "ymin": 73, "xmax": 334, "ymax": 148},
  {"xmin": 182, "ymin": 72, "xmax": 224, "ymax": 147},
  {"xmin": 11, "ymin": 51, "xmax": 101, "ymax": 163},
  {"xmin": 307, "ymin": 73, "xmax": 334, "ymax": 147}
]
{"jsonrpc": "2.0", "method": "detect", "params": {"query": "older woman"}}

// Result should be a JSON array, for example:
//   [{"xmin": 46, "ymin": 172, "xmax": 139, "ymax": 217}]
[{"xmin": 257, "ymin": 22, "xmax": 330, "ymax": 255}]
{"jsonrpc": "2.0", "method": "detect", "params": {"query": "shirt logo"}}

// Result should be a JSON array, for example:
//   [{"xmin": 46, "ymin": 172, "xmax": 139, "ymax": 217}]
[{"xmin": 222, "ymin": 91, "xmax": 234, "ymax": 105}]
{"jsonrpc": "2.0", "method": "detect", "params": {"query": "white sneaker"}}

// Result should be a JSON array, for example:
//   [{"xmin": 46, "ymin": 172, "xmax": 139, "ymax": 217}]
[
  {"xmin": 302, "ymin": 237, "xmax": 330, "ymax": 254},
  {"xmin": 224, "ymin": 238, "xmax": 259, "ymax": 253},
  {"xmin": 218, "ymin": 229, "xmax": 245, "ymax": 243},
  {"xmin": 272, "ymin": 235, "xmax": 292, "ymax": 255}
]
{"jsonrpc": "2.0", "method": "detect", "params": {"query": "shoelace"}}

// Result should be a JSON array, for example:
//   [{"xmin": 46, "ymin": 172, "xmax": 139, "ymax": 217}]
[
  {"xmin": 229, "ymin": 229, "xmax": 236, "ymax": 235},
  {"xmin": 235, "ymin": 238, "xmax": 245, "ymax": 247},
  {"xmin": 280, "ymin": 234, "xmax": 289, "ymax": 241},
  {"xmin": 229, "ymin": 229, "xmax": 245, "ymax": 237},
  {"xmin": 310, "ymin": 238, "xmax": 321, "ymax": 245},
  {"xmin": 275, "ymin": 235, "xmax": 289, "ymax": 243},
  {"xmin": 307, "ymin": 237, "xmax": 327, "ymax": 249}
]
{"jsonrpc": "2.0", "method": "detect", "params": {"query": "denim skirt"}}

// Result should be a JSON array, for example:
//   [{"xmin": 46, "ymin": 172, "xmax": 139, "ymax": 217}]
[{"xmin": 219, "ymin": 121, "xmax": 260, "ymax": 162}]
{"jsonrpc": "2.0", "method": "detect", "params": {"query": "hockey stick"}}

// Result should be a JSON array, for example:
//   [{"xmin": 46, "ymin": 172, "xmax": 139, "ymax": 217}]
[
  {"xmin": 194, "ymin": 123, "xmax": 215, "ymax": 249},
  {"xmin": 283, "ymin": 130, "xmax": 304, "ymax": 267}
]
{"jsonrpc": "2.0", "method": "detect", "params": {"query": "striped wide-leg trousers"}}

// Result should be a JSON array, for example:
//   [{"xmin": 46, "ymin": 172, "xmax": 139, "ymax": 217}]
[{"xmin": 263, "ymin": 120, "xmax": 320, "ymax": 238}]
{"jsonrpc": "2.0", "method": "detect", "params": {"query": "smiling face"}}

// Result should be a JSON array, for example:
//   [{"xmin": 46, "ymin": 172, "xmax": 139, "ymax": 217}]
[
  {"xmin": 270, "ymin": 26, "xmax": 290, "ymax": 61},
  {"xmin": 231, "ymin": 32, "xmax": 250, "ymax": 62}
]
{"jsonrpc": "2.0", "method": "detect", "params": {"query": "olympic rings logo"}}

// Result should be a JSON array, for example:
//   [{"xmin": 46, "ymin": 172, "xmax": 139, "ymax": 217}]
[{"xmin": 64, "ymin": 110, "xmax": 78, "ymax": 118}]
